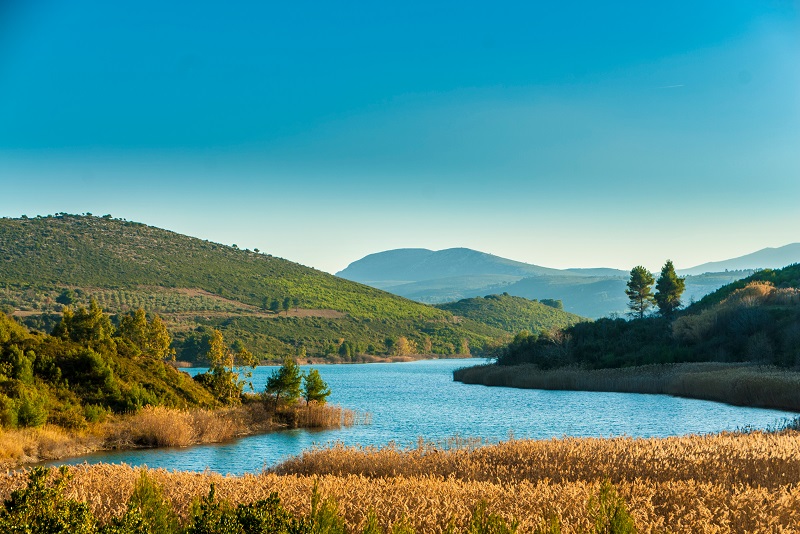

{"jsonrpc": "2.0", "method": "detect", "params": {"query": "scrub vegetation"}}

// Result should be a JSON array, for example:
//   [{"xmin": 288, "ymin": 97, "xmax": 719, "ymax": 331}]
[
  {"xmin": 457, "ymin": 264, "xmax": 800, "ymax": 408},
  {"xmin": 0, "ymin": 214, "xmax": 523, "ymax": 361},
  {"xmin": 0, "ymin": 306, "xmax": 356, "ymax": 468},
  {"xmin": 435, "ymin": 293, "xmax": 585, "ymax": 335}
]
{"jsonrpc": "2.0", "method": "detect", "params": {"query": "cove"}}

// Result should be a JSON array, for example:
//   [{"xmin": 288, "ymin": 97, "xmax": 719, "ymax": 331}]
[{"xmin": 47, "ymin": 358, "xmax": 797, "ymax": 475}]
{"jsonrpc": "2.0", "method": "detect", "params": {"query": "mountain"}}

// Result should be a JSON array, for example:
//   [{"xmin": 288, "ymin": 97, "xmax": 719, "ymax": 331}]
[
  {"xmin": 679, "ymin": 243, "xmax": 800, "ymax": 276},
  {"xmin": 0, "ymin": 215, "xmax": 512, "ymax": 360},
  {"xmin": 338, "ymin": 247, "xmax": 760, "ymax": 318},
  {"xmin": 336, "ymin": 248, "xmax": 566, "ymax": 287},
  {"xmin": 436, "ymin": 293, "xmax": 586, "ymax": 335}
]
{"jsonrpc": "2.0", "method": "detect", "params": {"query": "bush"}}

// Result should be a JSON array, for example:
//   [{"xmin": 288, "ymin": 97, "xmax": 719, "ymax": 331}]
[
  {"xmin": 587, "ymin": 480, "xmax": 637, "ymax": 534},
  {"xmin": 0, "ymin": 466, "xmax": 97, "ymax": 534}
]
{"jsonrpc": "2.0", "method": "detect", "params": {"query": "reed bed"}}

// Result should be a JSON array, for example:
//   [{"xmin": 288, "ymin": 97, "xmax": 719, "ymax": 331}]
[
  {"xmin": 454, "ymin": 362, "xmax": 800, "ymax": 412},
  {"xmin": 2, "ymin": 430, "xmax": 799, "ymax": 532},
  {"xmin": 0, "ymin": 402, "xmax": 360, "ymax": 469}
]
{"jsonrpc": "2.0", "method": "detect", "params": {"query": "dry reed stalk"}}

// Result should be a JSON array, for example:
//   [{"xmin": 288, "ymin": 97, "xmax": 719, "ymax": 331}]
[
  {"xmin": 454, "ymin": 362, "xmax": 800, "ymax": 411},
  {"xmin": 2, "ymin": 454, "xmax": 800, "ymax": 533}
]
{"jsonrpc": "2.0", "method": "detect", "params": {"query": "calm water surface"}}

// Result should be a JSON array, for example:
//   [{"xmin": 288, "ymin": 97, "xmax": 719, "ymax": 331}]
[{"xmin": 49, "ymin": 359, "xmax": 797, "ymax": 474}]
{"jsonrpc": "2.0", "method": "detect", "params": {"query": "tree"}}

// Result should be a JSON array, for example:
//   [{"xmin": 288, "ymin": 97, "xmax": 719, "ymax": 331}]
[
  {"xmin": 53, "ymin": 299, "xmax": 115, "ymax": 348},
  {"xmin": 265, "ymin": 356, "xmax": 302, "ymax": 406},
  {"xmin": 625, "ymin": 266, "xmax": 655, "ymax": 319},
  {"xmin": 393, "ymin": 336, "xmax": 415, "ymax": 356},
  {"xmin": 302, "ymin": 368, "xmax": 331, "ymax": 405},
  {"xmin": 195, "ymin": 329, "xmax": 256, "ymax": 405},
  {"xmin": 55, "ymin": 289, "xmax": 76, "ymax": 305},
  {"xmin": 654, "ymin": 259, "xmax": 686, "ymax": 317},
  {"xmin": 269, "ymin": 299, "xmax": 281, "ymax": 313},
  {"xmin": 282, "ymin": 297, "xmax": 291, "ymax": 314}
]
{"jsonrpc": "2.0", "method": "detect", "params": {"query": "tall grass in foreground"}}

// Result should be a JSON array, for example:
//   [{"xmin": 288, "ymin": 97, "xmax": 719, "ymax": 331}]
[
  {"xmin": 453, "ymin": 362, "xmax": 800, "ymax": 411},
  {"xmin": 2, "ymin": 430, "xmax": 798, "ymax": 532}
]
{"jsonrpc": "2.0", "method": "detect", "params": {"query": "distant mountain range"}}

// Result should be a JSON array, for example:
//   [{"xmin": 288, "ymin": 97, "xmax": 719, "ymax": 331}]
[
  {"xmin": 337, "ymin": 244, "xmax": 800, "ymax": 318},
  {"xmin": 677, "ymin": 243, "xmax": 800, "ymax": 276}
]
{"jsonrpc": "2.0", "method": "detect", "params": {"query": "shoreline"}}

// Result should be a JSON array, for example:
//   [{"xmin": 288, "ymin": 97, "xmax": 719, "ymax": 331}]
[
  {"xmin": 174, "ymin": 353, "xmax": 478, "ymax": 368},
  {"xmin": 453, "ymin": 361, "xmax": 800, "ymax": 413},
  {"xmin": 0, "ymin": 400, "xmax": 362, "ymax": 470}
]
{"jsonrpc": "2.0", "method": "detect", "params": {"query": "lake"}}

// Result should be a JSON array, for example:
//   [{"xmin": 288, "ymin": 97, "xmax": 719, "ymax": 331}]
[{"xmin": 48, "ymin": 358, "xmax": 797, "ymax": 475}]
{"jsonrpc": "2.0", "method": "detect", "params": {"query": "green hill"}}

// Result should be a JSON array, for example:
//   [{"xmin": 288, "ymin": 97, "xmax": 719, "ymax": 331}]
[
  {"xmin": 0, "ymin": 214, "xmax": 509, "ymax": 360},
  {"xmin": 492, "ymin": 263, "xmax": 800, "ymax": 370},
  {"xmin": 436, "ymin": 293, "xmax": 586, "ymax": 334}
]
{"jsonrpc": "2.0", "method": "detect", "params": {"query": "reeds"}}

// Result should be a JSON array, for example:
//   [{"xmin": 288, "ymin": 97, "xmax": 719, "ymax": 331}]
[
  {"xmin": 0, "ymin": 402, "xmax": 361, "ymax": 469},
  {"xmin": 1, "ymin": 429, "xmax": 799, "ymax": 533},
  {"xmin": 454, "ymin": 362, "xmax": 800, "ymax": 411}
]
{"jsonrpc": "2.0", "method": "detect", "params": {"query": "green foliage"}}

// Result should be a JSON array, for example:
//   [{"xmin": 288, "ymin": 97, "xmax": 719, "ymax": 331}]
[
  {"xmin": 587, "ymin": 480, "xmax": 637, "ymax": 534},
  {"xmin": 497, "ymin": 263, "xmax": 800, "ymax": 369},
  {"xmin": 193, "ymin": 329, "xmax": 257, "ymax": 405},
  {"xmin": 186, "ymin": 484, "xmax": 240, "ymax": 534},
  {"xmin": 118, "ymin": 309, "xmax": 174, "ymax": 360},
  {"xmin": 625, "ymin": 266, "xmax": 655, "ymax": 319},
  {"xmin": 436, "ymin": 293, "xmax": 585, "ymax": 335},
  {"xmin": 101, "ymin": 471, "xmax": 180, "ymax": 534},
  {"xmin": 308, "ymin": 480, "xmax": 346, "ymax": 534},
  {"xmin": 56, "ymin": 289, "xmax": 76, "ymax": 305},
  {"xmin": 303, "ymin": 368, "xmax": 331, "ymax": 405},
  {"xmin": 266, "ymin": 357, "xmax": 303, "ymax": 406},
  {"xmin": 17, "ymin": 391, "xmax": 48, "ymax": 428},
  {"xmin": 0, "ymin": 466, "xmax": 97, "ymax": 534},
  {"xmin": 0, "ymin": 309, "xmax": 218, "ymax": 429},
  {"xmin": 466, "ymin": 502, "xmax": 517, "ymax": 534},
  {"xmin": 654, "ymin": 260, "xmax": 685, "ymax": 317},
  {"xmin": 0, "ymin": 215, "xmax": 510, "ymax": 360}
]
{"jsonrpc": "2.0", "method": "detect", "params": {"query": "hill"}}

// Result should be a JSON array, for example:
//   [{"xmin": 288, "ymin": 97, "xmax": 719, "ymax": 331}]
[
  {"xmin": 0, "ymin": 214, "xmax": 512, "ymax": 360},
  {"xmin": 436, "ymin": 293, "xmax": 586, "ymax": 334},
  {"xmin": 338, "ymin": 247, "xmax": 758, "ymax": 318},
  {"xmin": 336, "ymin": 247, "xmax": 566, "ymax": 287},
  {"xmin": 679, "ymin": 243, "xmax": 800, "ymax": 275},
  {"xmin": 489, "ymin": 263, "xmax": 800, "ymax": 371}
]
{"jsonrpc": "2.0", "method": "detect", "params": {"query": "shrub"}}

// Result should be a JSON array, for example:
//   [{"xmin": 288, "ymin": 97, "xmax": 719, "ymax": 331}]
[
  {"xmin": 0, "ymin": 466, "xmax": 97, "ymax": 534},
  {"xmin": 587, "ymin": 480, "xmax": 637, "ymax": 534}
]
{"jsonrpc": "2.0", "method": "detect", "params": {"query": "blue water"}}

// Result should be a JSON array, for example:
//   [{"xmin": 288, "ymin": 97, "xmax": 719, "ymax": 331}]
[{"xmin": 48, "ymin": 359, "xmax": 797, "ymax": 474}]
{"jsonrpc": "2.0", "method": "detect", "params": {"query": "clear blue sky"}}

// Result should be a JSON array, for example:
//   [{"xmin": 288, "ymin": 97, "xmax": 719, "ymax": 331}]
[{"xmin": 1, "ymin": 0, "xmax": 798, "ymax": 273}]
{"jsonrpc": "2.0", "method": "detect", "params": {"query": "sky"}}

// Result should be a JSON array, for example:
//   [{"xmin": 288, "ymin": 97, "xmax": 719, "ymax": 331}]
[{"xmin": 1, "ymin": 0, "xmax": 798, "ymax": 274}]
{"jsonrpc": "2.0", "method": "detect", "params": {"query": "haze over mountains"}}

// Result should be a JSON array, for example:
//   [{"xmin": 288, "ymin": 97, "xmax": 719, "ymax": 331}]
[{"xmin": 337, "ymin": 244, "xmax": 800, "ymax": 318}]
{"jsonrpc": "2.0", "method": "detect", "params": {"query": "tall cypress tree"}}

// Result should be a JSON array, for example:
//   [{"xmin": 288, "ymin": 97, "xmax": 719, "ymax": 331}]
[
  {"xmin": 625, "ymin": 266, "xmax": 655, "ymax": 319},
  {"xmin": 655, "ymin": 259, "xmax": 686, "ymax": 317}
]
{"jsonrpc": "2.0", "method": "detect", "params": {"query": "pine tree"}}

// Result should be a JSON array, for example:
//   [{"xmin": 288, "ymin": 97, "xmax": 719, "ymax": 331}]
[
  {"xmin": 625, "ymin": 266, "xmax": 655, "ymax": 319},
  {"xmin": 265, "ymin": 356, "xmax": 302, "ymax": 406},
  {"xmin": 302, "ymin": 368, "xmax": 331, "ymax": 405},
  {"xmin": 655, "ymin": 259, "xmax": 686, "ymax": 317}
]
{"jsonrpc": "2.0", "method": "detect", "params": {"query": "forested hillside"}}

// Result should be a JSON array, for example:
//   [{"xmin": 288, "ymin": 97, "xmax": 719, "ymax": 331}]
[
  {"xmin": 493, "ymin": 264, "xmax": 800, "ymax": 370},
  {"xmin": 0, "ymin": 214, "xmax": 510, "ymax": 360},
  {"xmin": 0, "ymin": 308, "xmax": 216, "ymax": 430},
  {"xmin": 436, "ymin": 293, "xmax": 586, "ymax": 334}
]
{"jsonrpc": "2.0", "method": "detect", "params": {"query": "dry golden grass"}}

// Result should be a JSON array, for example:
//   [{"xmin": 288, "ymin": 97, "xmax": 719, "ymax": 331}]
[
  {"xmin": 454, "ymin": 362, "xmax": 800, "ymax": 411},
  {"xmin": 2, "ymin": 431, "xmax": 799, "ymax": 533},
  {"xmin": 0, "ymin": 402, "xmax": 358, "ymax": 468},
  {"xmin": 0, "ymin": 425, "xmax": 103, "ymax": 469}
]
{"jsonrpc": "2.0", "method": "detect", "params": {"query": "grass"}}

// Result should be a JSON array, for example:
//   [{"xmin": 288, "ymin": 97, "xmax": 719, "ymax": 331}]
[
  {"xmin": 453, "ymin": 361, "xmax": 800, "ymax": 411},
  {"xmin": 1, "ymin": 430, "xmax": 799, "ymax": 532},
  {"xmin": 0, "ymin": 401, "xmax": 361, "ymax": 469}
]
